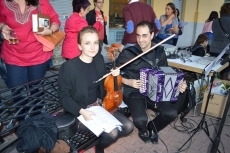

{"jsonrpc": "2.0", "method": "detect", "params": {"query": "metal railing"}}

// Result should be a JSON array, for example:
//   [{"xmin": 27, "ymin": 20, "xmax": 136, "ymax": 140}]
[{"xmin": 0, "ymin": 75, "xmax": 61, "ymax": 146}]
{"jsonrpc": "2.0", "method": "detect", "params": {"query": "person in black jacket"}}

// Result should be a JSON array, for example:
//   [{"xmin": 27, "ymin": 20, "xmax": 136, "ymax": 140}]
[
  {"xmin": 191, "ymin": 34, "xmax": 209, "ymax": 57},
  {"xmin": 58, "ymin": 26, "xmax": 133, "ymax": 153},
  {"xmin": 210, "ymin": 2, "xmax": 230, "ymax": 80},
  {"xmin": 116, "ymin": 21, "xmax": 187, "ymax": 144},
  {"xmin": 86, "ymin": 0, "xmax": 108, "ymax": 52},
  {"xmin": 210, "ymin": 2, "xmax": 230, "ymax": 56}
]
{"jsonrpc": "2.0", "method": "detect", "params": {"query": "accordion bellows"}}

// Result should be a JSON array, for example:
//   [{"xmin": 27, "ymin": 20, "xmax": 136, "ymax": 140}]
[{"xmin": 140, "ymin": 67, "xmax": 184, "ymax": 102}]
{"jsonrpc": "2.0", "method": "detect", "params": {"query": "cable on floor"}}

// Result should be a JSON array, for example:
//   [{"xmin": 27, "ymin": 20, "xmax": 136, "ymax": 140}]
[{"xmin": 169, "ymin": 117, "xmax": 193, "ymax": 152}]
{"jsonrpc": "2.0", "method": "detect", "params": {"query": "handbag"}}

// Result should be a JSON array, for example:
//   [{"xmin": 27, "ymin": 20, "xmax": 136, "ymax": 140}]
[
  {"xmin": 34, "ymin": 31, "xmax": 65, "ymax": 51},
  {"xmin": 34, "ymin": 0, "xmax": 65, "ymax": 51}
]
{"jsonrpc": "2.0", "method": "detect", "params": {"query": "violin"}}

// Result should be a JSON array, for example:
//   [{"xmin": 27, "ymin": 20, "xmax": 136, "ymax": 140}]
[{"xmin": 103, "ymin": 44, "xmax": 123, "ymax": 112}]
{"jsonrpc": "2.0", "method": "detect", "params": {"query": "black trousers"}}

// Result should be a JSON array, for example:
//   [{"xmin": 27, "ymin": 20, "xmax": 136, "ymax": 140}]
[
  {"xmin": 123, "ymin": 92, "xmax": 179, "ymax": 133},
  {"xmin": 78, "ymin": 111, "xmax": 134, "ymax": 153}
]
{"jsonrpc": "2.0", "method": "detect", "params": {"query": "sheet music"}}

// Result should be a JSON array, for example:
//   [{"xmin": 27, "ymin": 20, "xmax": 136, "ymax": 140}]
[
  {"xmin": 77, "ymin": 106, "xmax": 123, "ymax": 137},
  {"xmin": 204, "ymin": 43, "xmax": 230, "ymax": 77}
]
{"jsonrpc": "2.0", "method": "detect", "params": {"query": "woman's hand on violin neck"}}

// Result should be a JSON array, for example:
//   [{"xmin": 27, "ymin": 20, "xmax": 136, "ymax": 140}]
[
  {"xmin": 79, "ymin": 109, "xmax": 96, "ymax": 121},
  {"xmin": 110, "ymin": 68, "xmax": 120, "ymax": 77}
]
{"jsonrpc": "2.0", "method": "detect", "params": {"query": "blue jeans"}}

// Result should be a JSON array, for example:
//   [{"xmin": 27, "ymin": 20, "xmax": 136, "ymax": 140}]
[
  {"xmin": 47, "ymin": 58, "xmax": 54, "ymax": 69},
  {"xmin": 0, "ymin": 58, "xmax": 8, "ymax": 86},
  {"xmin": 5, "ymin": 61, "xmax": 49, "ymax": 119},
  {"xmin": 5, "ymin": 60, "xmax": 49, "ymax": 89}
]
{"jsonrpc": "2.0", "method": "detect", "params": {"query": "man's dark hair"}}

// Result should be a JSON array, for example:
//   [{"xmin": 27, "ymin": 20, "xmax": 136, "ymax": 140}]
[
  {"xmin": 136, "ymin": 21, "xmax": 154, "ymax": 34},
  {"xmin": 6, "ymin": 0, "xmax": 38, "ymax": 6},
  {"xmin": 220, "ymin": 3, "xmax": 230, "ymax": 15},
  {"xmin": 72, "ymin": 0, "xmax": 91, "ymax": 13}
]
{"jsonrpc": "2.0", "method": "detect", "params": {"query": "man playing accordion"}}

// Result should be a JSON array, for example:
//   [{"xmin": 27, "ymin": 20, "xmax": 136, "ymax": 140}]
[{"xmin": 116, "ymin": 21, "xmax": 187, "ymax": 144}]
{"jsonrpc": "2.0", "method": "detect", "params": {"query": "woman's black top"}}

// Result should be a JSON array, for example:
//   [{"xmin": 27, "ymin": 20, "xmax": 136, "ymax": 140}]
[{"xmin": 79, "ymin": 59, "xmax": 100, "ymax": 104}]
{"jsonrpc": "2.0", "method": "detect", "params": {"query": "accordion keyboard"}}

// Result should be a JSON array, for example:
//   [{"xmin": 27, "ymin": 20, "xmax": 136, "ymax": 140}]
[{"xmin": 140, "ymin": 69, "xmax": 150, "ymax": 96}]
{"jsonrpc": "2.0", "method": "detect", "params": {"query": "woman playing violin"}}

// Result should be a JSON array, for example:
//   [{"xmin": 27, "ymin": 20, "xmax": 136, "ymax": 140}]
[{"xmin": 58, "ymin": 26, "xmax": 134, "ymax": 153}]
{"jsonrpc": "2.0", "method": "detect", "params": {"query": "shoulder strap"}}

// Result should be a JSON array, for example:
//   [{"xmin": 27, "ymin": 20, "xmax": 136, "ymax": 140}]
[
  {"xmin": 125, "ymin": 46, "xmax": 154, "ymax": 67},
  {"xmin": 218, "ymin": 18, "xmax": 230, "ymax": 40},
  {"xmin": 155, "ymin": 45, "xmax": 164, "ymax": 65},
  {"xmin": 37, "ymin": 0, "xmax": 41, "ymax": 14}
]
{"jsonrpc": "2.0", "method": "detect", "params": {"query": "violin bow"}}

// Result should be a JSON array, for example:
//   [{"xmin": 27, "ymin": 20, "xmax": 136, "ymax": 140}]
[{"xmin": 94, "ymin": 34, "xmax": 175, "ymax": 83}]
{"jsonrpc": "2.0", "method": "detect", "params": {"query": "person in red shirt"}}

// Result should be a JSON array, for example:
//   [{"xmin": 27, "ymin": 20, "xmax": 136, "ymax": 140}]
[
  {"xmin": 0, "ymin": 0, "xmax": 61, "ymax": 89},
  {"xmin": 62, "ymin": 0, "xmax": 103, "ymax": 60},
  {"xmin": 86, "ymin": 0, "xmax": 108, "ymax": 53}
]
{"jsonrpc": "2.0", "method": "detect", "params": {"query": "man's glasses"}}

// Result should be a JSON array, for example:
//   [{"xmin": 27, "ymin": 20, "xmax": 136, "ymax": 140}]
[{"xmin": 96, "ymin": 1, "xmax": 104, "ymax": 4}]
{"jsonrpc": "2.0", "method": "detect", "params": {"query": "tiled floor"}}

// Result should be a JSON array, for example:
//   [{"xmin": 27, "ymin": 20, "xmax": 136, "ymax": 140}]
[{"xmin": 1, "ymin": 69, "xmax": 230, "ymax": 153}]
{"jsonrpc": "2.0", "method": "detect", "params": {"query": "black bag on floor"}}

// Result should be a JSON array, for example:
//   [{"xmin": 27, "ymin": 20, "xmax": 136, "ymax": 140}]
[{"xmin": 16, "ymin": 113, "xmax": 58, "ymax": 153}]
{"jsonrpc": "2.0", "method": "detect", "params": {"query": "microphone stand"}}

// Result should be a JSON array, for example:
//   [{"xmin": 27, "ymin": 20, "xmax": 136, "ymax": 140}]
[
  {"xmin": 211, "ymin": 89, "xmax": 230, "ymax": 153},
  {"xmin": 178, "ymin": 71, "xmax": 220, "ymax": 153}
]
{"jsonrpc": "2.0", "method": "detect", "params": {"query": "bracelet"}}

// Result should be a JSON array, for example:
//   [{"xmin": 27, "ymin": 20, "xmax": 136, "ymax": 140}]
[{"xmin": 49, "ymin": 28, "xmax": 54, "ymax": 35}]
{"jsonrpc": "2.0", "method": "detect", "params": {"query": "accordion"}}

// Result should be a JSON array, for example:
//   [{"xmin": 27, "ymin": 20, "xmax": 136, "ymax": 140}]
[{"xmin": 140, "ymin": 67, "xmax": 184, "ymax": 102}]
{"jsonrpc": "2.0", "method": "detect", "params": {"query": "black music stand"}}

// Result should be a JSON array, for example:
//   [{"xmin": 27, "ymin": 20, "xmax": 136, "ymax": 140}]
[
  {"xmin": 211, "ymin": 89, "xmax": 230, "ymax": 153},
  {"xmin": 178, "ymin": 71, "xmax": 220, "ymax": 153}
]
